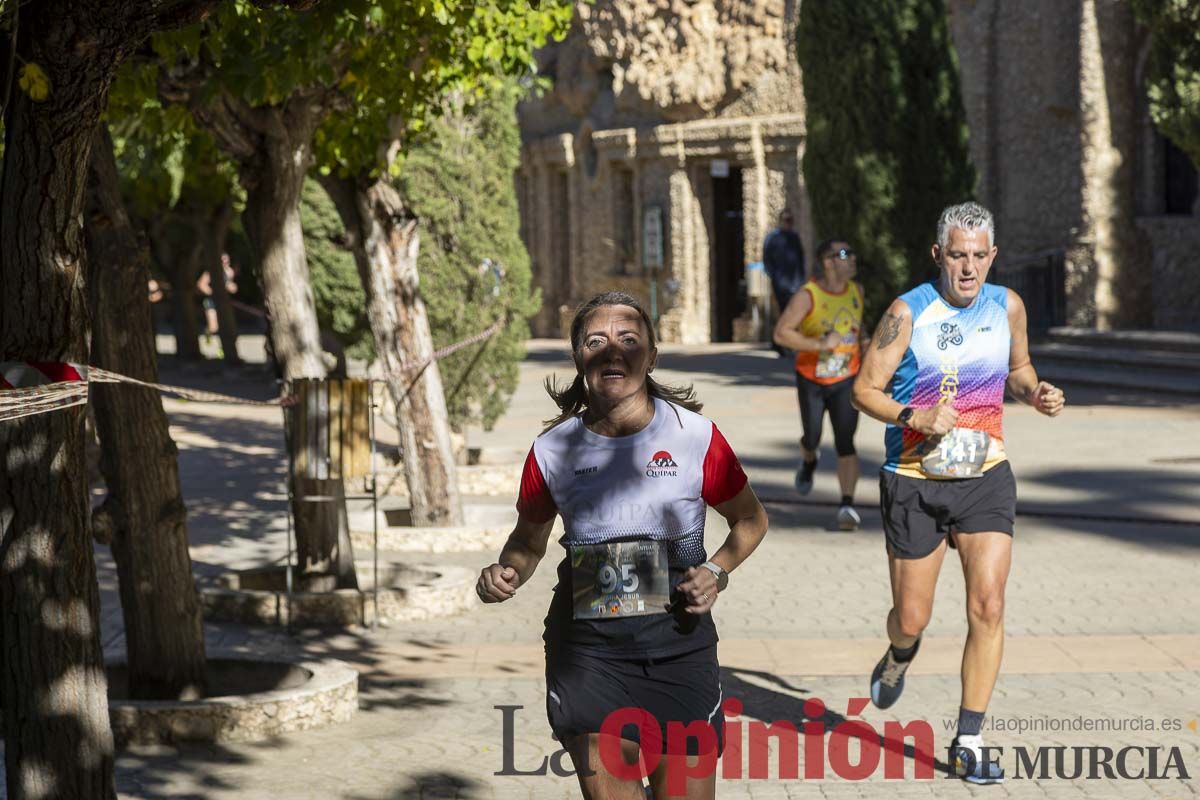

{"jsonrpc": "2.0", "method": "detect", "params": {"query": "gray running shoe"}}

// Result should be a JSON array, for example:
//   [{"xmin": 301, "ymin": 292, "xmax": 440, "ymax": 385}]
[
  {"xmin": 836, "ymin": 505, "xmax": 860, "ymax": 531},
  {"xmin": 870, "ymin": 639, "xmax": 920, "ymax": 709}
]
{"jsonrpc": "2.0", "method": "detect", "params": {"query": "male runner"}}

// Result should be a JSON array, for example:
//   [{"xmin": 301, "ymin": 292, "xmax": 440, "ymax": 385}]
[{"xmin": 851, "ymin": 202, "xmax": 1065, "ymax": 784}]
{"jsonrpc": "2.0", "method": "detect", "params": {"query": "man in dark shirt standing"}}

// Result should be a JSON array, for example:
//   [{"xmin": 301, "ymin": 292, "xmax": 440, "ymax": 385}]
[{"xmin": 763, "ymin": 208, "xmax": 806, "ymax": 355}]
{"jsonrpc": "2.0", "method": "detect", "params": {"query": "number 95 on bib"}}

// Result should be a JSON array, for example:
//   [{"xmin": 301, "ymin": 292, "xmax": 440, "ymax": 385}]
[{"xmin": 570, "ymin": 541, "xmax": 671, "ymax": 619}]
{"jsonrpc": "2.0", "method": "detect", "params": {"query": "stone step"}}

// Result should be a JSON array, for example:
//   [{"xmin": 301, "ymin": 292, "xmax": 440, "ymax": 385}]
[
  {"xmin": 1029, "ymin": 357, "xmax": 1200, "ymax": 396},
  {"xmin": 1047, "ymin": 326, "xmax": 1200, "ymax": 354},
  {"xmin": 1030, "ymin": 334, "xmax": 1200, "ymax": 395},
  {"xmin": 1031, "ymin": 341, "xmax": 1200, "ymax": 372}
]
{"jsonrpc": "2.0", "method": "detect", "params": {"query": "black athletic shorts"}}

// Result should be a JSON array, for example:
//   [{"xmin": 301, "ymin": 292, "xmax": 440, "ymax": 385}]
[
  {"xmin": 879, "ymin": 460, "xmax": 1016, "ymax": 559},
  {"xmin": 545, "ymin": 644, "xmax": 724, "ymax": 756}
]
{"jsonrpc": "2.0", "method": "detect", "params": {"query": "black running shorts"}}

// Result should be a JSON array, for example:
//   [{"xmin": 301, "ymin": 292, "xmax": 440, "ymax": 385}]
[
  {"xmin": 879, "ymin": 460, "xmax": 1016, "ymax": 559},
  {"xmin": 545, "ymin": 645, "xmax": 724, "ymax": 756}
]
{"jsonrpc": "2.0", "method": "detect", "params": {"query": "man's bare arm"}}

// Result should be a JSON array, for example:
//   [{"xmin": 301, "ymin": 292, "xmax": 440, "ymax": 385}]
[
  {"xmin": 853, "ymin": 301, "xmax": 961, "ymax": 435},
  {"xmin": 773, "ymin": 290, "xmax": 832, "ymax": 352},
  {"xmin": 1005, "ymin": 288, "xmax": 1065, "ymax": 416},
  {"xmin": 1005, "ymin": 289, "xmax": 1038, "ymax": 403},
  {"xmin": 852, "ymin": 300, "xmax": 913, "ymax": 424}
]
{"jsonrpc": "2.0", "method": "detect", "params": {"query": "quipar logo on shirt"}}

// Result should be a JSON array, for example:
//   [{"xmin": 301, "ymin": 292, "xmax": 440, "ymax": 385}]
[{"xmin": 645, "ymin": 450, "xmax": 679, "ymax": 478}]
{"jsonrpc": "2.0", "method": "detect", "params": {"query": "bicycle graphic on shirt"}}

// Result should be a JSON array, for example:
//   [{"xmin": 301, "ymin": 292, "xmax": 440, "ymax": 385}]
[{"xmin": 937, "ymin": 322, "xmax": 964, "ymax": 350}]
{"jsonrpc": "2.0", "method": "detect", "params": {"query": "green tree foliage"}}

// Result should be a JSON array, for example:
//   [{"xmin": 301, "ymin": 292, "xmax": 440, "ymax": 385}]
[
  {"xmin": 399, "ymin": 87, "xmax": 538, "ymax": 430},
  {"xmin": 797, "ymin": 0, "xmax": 976, "ymax": 318},
  {"xmin": 107, "ymin": 69, "xmax": 237, "ymax": 217},
  {"xmin": 143, "ymin": 0, "xmax": 571, "ymax": 181},
  {"xmin": 106, "ymin": 68, "xmax": 243, "ymax": 309},
  {"xmin": 296, "ymin": 88, "xmax": 536, "ymax": 429},
  {"xmin": 299, "ymin": 178, "xmax": 373, "ymax": 360},
  {"xmin": 1133, "ymin": 0, "xmax": 1200, "ymax": 169},
  {"xmin": 139, "ymin": 0, "xmax": 569, "ymax": 391}
]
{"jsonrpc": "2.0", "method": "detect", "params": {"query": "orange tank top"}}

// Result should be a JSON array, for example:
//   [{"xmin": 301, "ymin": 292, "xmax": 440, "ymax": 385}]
[{"xmin": 793, "ymin": 280, "xmax": 864, "ymax": 384}]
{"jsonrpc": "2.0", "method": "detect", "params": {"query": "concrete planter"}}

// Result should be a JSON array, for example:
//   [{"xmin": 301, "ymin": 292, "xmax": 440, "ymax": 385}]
[
  {"xmin": 347, "ymin": 499, "xmax": 517, "ymax": 554},
  {"xmin": 199, "ymin": 561, "xmax": 475, "ymax": 627},
  {"xmin": 378, "ymin": 461, "xmax": 524, "ymax": 498},
  {"xmin": 349, "ymin": 522, "xmax": 512, "ymax": 553},
  {"xmin": 107, "ymin": 652, "xmax": 358, "ymax": 746}
]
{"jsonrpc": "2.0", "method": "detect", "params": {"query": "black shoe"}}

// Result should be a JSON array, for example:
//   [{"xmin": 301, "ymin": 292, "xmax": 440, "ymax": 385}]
[{"xmin": 794, "ymin": 457, "xmax": 817, "ymax": 495}]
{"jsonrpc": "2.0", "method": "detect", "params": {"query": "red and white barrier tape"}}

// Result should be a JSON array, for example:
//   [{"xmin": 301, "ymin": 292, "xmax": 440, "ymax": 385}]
[
  {"xmin": 0, "ymin": 361, "xmax": 282, "ymax": 423},
  {"xmin": 0, "ymin": 318, "xmax": 506, "ymax": 423}
]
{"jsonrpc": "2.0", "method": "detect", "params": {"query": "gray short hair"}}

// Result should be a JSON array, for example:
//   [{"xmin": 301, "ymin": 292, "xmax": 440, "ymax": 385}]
[{"xmin": 937, "ymin": 201, "xmax": 994, "ymax": 250}]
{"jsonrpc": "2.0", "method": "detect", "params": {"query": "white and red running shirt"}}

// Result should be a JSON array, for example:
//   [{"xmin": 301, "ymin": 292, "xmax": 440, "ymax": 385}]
[{"xmin": 517, "ymin": 397, "xmax": 748, "ymax": 658}]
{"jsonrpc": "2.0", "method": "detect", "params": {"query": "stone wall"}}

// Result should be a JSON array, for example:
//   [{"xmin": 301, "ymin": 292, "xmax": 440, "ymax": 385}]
[
  {"xmin": 522, "ymin": 0, "xmax": 802, "ymax": 139},
  {"xmin": 947, "ymin": 0, "xmax": 1085, "ymax": 258},
  {"xmin": 518, "ymin": 1, "xmax": 809, "ymax": 342},
  {"xmin": 520, "ymin": 0, "xmax": 1198, "ymax": 337},
  {"xmin": 947, "ymin": 0, "xmax": 1167, "ymax": 329},
  {"xmin": 1139, "ymin": 217, "xmax": 1200, "ymax": 332}
]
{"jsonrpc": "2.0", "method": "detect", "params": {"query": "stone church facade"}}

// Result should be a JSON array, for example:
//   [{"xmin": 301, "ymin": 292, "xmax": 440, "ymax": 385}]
[{"xmin": 516, "ymin": 0, "xmax": 1200, "ymax": 341}]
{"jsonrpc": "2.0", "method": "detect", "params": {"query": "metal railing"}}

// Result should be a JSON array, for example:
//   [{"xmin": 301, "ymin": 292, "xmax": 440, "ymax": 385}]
[{"xmin": 992, "ymin": 249, "xmax": 1067, "ymax": 334}]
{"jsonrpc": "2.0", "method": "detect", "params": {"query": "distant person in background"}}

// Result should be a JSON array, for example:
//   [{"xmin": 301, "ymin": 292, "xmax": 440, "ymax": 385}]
[
  {"xmin": 147, "ymin": 278, "xmax": 165, "ymax": 304},
  {"xmin": 764, "ymin": 208, "xmax": 806, "ymax": 310},
  {"xmin": 763, "ymin": 208, "xmax": 806, "ymax": 356},
  {"xmin": 196, "ymin": 253, "xmax": 238, "ymax": 339}
]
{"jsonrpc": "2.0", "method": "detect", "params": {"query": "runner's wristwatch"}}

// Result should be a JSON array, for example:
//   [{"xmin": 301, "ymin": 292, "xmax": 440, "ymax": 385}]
[
  {"xmin": 700, "ymin": 561, "xmax": 729, "ymax": 592},
  {"xmin": 897, "ymin": 407, "xmax": 915, "ymax": 429}
]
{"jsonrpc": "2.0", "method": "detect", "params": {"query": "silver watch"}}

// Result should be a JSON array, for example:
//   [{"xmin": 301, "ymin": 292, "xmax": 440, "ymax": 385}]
[{"xmin": 701, "ymin": 561, "xmax": 729, "ymax": 592}]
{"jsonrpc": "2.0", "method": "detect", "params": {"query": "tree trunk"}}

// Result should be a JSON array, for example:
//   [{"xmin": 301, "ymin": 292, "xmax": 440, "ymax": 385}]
[
  {"xmin": 84, "ymin": 126, "xmax": 208, "ymax": 701},
  {"xmin": 320, "ymin": 175, "xmax": 464, "ymax": 527},
  {"xmin": 233, "ymin": 106, "xmax": 362, "ymax": 582},
  {"xmin": 182, "ymin": 85, "xmax": 351, "ymax": 585},
  {"xmin": 0, "ymin": 0, "xmax": 223, "ymax": 792},
  {"xmin": 1081, "ymin": 0, "xmax": 1153, "ymax": 329},
  {"xmin": 0, "ymin": 7, "xmax": 124, "ymax": 800},
  {"xmin": 202, "ymin": 200, "xmax": 242, "ymax": 365},
  {"xmin": 240, "ymin": 111, "xmax": 327, "ymax": 381}
]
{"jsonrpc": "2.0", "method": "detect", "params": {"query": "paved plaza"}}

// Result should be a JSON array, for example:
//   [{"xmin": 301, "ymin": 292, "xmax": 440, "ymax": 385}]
[{"xmin": 7, "ymin": 340, "xmax": 1200, "ymax": 799}]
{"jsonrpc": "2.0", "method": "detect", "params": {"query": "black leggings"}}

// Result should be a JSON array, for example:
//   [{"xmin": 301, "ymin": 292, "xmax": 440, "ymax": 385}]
[{"xmin": 796, "ymin": 373, "xmax": 859, "ymax": 457}]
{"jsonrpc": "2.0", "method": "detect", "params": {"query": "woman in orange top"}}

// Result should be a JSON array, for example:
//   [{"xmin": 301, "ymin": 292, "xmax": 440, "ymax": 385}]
[{"xmin": 772, "ymin": 238, "xmax": 865, "ymax": 530}]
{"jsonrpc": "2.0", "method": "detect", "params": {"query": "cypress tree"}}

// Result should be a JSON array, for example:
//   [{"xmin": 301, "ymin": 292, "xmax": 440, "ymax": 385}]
[
  {"xmin": 1133, "ymin": 0, "xmax": 1200, "ymax": 170},
  {"xmin": 300, "ymin": 178, "xmax": 374, "ymax": 360},
  {"xmin": 303, "ymin": 85, "xmax": 536, "ymax": 430},
  {"xmin": 797, "ymin": 0, "xmax": 976, "ymax": 319},
  {"xmin": 398, "ymin": 85, "xmax": 538, "ymax": 431}
]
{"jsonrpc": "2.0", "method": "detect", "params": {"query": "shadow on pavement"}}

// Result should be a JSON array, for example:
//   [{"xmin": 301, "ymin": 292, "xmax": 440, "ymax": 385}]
[
  {"xmin": 721, "ymin": 666, "xmax": 954, "ymax": 779},
  {"xmin": 656, "ymin": 349, "xmax": 796, "ymax": 389},
  {"xmin": 1012, "ymin": 466, "xmax": 1200, "ymax": 544},
  {"xmin": 157, "ymin": 360, "xmax": 281, "ymax": 402},
  {"xmin": 115, "ymin": 739, "xmax": 261, "ymax": 800},
  {"xmin": 342, "ymin": 771, "xmax": 485, "ymax": 799},
  {"xmin": 1044, "ymin": 382, "xmax": 1200, "ymax": 410},
  {"xmin": 164, "ymin": 409, "xmax": 289, "ymax": 556},
  {"xmin": 290, "ymin": 629, "xmax": 447, "ymax": 714}
]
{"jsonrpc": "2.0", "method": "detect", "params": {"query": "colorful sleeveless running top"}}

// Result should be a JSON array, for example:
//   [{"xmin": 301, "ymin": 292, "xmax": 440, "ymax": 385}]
[
  {"xmin": 793, "ymin": 280, "xmax": 864, "ymax": 384},
  {"xmin": 884, "ymin": 281, "xmax": 1011, "ymax": 479},
  {"xmin": 517, "ymin": 397, "xmax": 748, "ymax": 658}
]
